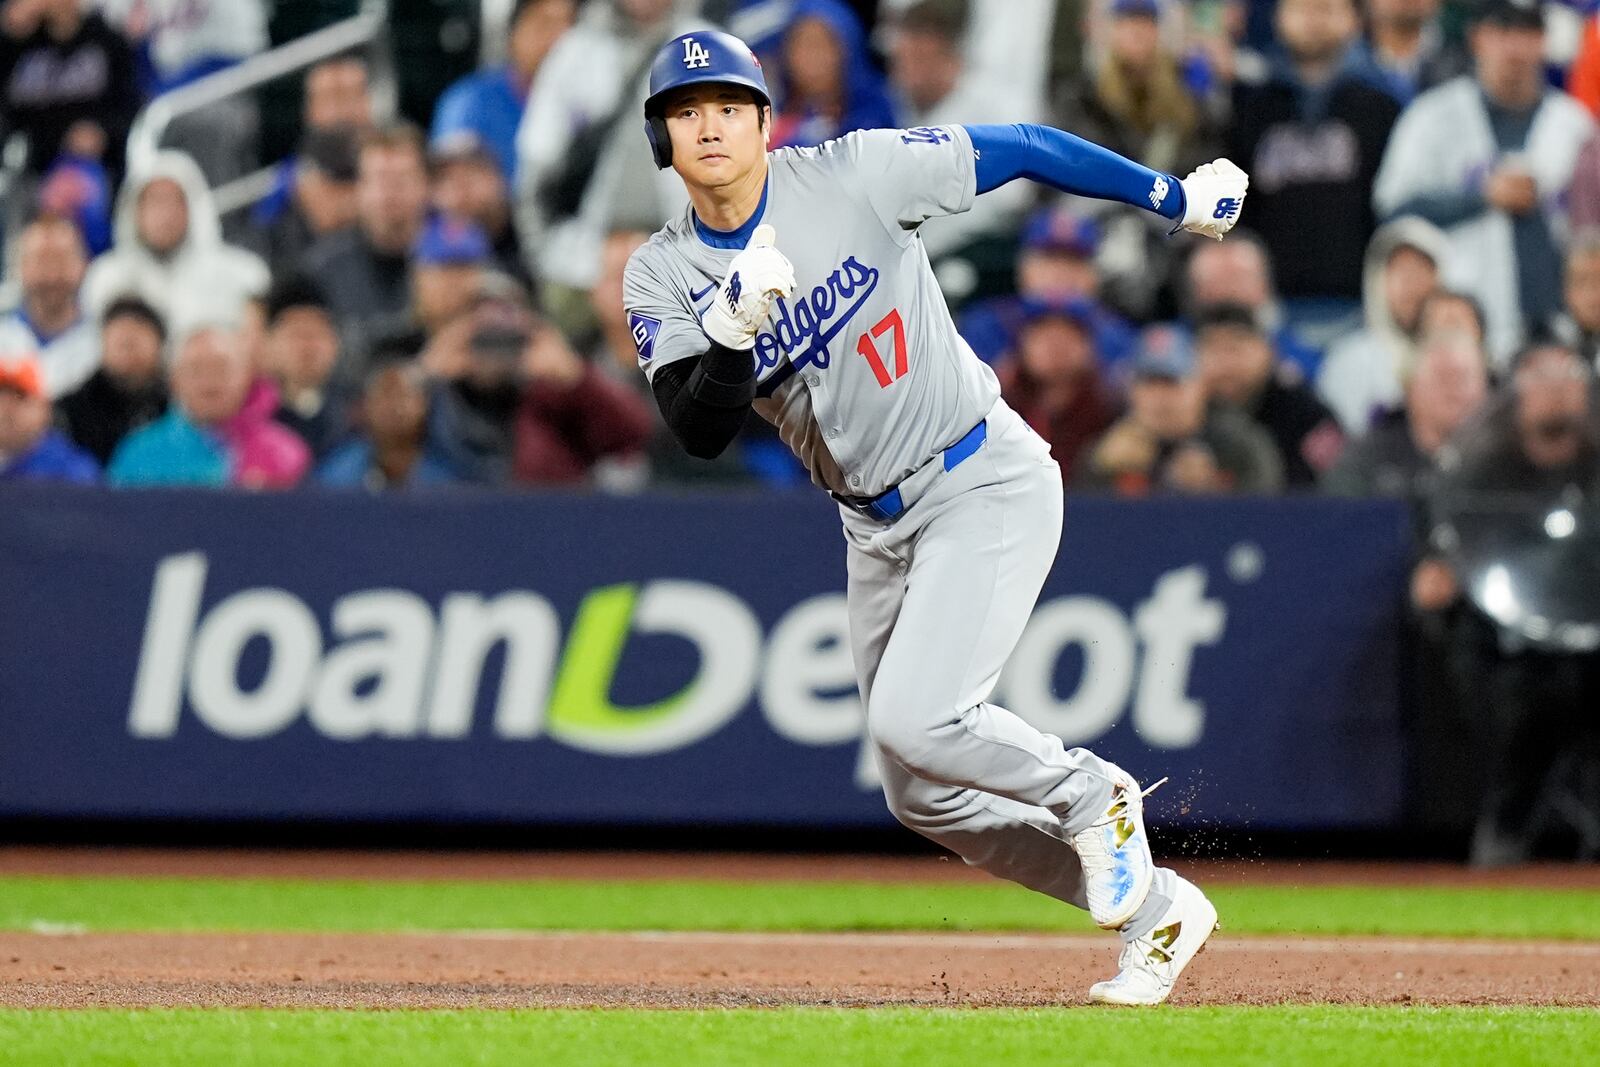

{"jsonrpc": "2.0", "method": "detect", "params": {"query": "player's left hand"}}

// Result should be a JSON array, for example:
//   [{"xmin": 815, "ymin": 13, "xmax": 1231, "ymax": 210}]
[
  {"xmin": 1175, "ymin": 158, "xmax": 1249, "ymax": 241},
  {"xmin": 701, "ymin": 224, "xmax": 797, "ymax": 350}
]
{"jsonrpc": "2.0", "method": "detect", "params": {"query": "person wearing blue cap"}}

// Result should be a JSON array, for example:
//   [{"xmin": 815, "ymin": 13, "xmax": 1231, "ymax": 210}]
[
  {"xmin": 958, "ymin": 204, "xmax": 1138, "ymax": 370},
  {"xmin": 411, "ymin": 216, "xmax": 494, "ymax": 337},
  {"xmin": 995, "ymin": 298, "xmax": 1118, "ymax": 482},
  {"xmin": 430, "ymin": 0, "xmax": 576, "ymax": 186},
  {"xmin": 1077, "ymin": 324, "xmax": 1283, "ymax": 495}
]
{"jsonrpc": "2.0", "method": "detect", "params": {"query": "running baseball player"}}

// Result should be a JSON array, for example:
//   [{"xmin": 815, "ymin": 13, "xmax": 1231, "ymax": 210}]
[{"xmin": 623, "ymin": 29, "xmax": 1248, "ymax": 1005}]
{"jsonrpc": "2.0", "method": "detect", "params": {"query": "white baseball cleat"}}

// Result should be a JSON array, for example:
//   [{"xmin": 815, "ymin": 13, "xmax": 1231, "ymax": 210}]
[
  {"xmin": 1070, "ymin": 766, "xmax": 1162, "ymax": 930},
  {"xmin": 1089, "ymin": 875, "xmax": 1219, "ymax": 1006}
]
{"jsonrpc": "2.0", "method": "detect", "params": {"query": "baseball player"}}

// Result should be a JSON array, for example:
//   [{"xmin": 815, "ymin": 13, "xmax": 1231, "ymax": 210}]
[{"xmin": 623, "ymin": 29, "xmax": 1249, "ymax": 1005}]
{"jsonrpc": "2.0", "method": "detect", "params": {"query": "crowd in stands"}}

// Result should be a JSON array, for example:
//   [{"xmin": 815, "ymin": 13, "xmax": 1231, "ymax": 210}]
[
  {"xmin": 0, "ymin": 0, "xmax": 1596, "ymax": 857},
  {"xmin": 0, "ymin": 0, "xmax": 1593, "ymax": 506}
]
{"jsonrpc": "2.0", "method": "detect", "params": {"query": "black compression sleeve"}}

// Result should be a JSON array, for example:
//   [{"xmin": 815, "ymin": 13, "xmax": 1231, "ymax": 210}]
[{"xmin": 650, "ymin": 341, "xmax": 756, "ymax": 459}]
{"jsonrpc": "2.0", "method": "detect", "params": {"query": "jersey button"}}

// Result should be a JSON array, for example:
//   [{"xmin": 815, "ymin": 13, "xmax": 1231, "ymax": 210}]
[
  {"xmin": 825, "ymin": 428, "xmax": 840, "ymax": 440},
  {"xmin": 849, "ymin": 475, "xmax": 861, "ymax": 488},
  {"xmin": 804, "ymin": 374, "xmax": 820, "ymax": 387}
]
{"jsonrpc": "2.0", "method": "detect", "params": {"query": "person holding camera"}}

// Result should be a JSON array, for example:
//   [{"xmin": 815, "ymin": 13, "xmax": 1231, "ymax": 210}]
[{"xmin": 421, "ymin": 277, "xmax": 654, "ymax": 486}]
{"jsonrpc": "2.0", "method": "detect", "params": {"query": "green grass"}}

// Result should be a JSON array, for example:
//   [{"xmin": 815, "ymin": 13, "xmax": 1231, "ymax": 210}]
[
  {"xmin": 3, "ymin": 876, "xmax": 1598, "ymax": 940},
  {"xmin": 0, "ymin": 1007, "xmax": 1593, "ymax": 1067}
]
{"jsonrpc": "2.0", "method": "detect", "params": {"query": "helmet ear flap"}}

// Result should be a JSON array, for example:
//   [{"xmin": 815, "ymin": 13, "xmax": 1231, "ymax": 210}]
[{"xmin": 646, "ymin": 115, "xmax": 672, "ymax": 169}]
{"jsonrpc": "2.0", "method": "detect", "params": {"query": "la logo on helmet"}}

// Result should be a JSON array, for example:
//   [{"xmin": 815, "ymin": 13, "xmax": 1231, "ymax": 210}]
[{"xmin": 682, "ymin": 37, "xmax": 710, "ymax": 69}]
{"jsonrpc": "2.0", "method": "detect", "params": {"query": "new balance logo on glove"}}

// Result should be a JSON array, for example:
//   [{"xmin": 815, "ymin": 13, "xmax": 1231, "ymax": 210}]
[{"xmin": 1175, "ymin": 159, "xmax": 1249, "ymax": 241}]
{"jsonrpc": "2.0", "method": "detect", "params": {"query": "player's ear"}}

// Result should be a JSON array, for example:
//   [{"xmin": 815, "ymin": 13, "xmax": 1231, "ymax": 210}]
[{"xmin": 760, "ymin": 105, "xmax": 771, "ymax": 147}]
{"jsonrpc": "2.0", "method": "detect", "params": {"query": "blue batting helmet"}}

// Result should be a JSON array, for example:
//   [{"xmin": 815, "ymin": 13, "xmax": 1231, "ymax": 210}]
[{"xmin": 643, "ymin": 30, "xmax": 771, "ymax": 169}]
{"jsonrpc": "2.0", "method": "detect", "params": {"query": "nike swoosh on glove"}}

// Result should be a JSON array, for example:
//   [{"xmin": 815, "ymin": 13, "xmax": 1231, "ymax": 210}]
[
  {"xmin": 1175, "ymin": 159, "xmax": 1249, "ymax": 241},
  {"xmin": 701, "ymin": 224, "xmax": 797, "ymax": 349}
]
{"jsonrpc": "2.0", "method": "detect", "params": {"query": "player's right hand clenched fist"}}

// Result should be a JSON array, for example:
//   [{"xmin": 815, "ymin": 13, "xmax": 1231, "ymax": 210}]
[{"xmin": 701, "ymin": 224, "xmax": 797, "ymax": 350}]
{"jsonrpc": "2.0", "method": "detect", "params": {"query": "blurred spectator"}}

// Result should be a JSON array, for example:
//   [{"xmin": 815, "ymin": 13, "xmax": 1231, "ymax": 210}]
[
  {"xmin": 1317, "ymin": 217, "xmax": 1449, "ymax": 431},
  {"xmin": 1077, "ymin": 325, "xmax": 1283, "ymax": 494},
  {"xmin": 80, "ymin": 150, "xmax": 270, "ymax": 337},
  {"xmin": 766, "ymin": 0, "xmax": 895, "ymax": 149},
  {"xmin": 107, "ymin": 325, "xmax": 308, "ymax": 488},
  {"xmin": 250, "ymin": 52, "xmax": 376, "ymax": 246},
  {"xmin": 302, "ymin": 125, "xmax": 431, "ymax": 368},
  {"xmin": 0, "ymin": 215, "xmax": 98, "ymax": 397},
  {"xmin": 246, "ymin": 127, "xmax": 360, "ymax": 280},
  {"xmin": 1059, "ymin": 0, "xmax": 1219, "ymax": 178},
  {"xmin": 1420, "ymin": 343, "xmax": 1600, "ymax": 864},
  {"xmin": 430, "ymin": 133, "xmax": 528, "ymax": 284},
  {"xmin": 516, "ymin": 0, "xmax": 700, "ymax": 301},
  {"xmin": 431, "ymin": 0, "xmax": 576, "ymax": 184},
  {"xmin": 1055, "ymin": 0, "xmax": 1223, "ymax": 322},
  {"xmin": 1227, "ymin": 0, "xmax": 1401, "ymax": 324},
  {"xmin": 1181, "ymin": 233, "xmax": 1321, "ymax": 377},
  {"xmin": 316, "ymin": 358, "xmax": 468, "ymax": 490},
  {"xmin": 1324, "ymin": 329, "xmax": 1489, "ymax": 499},
  {"xmin": 303, "ymin": 51, "xmax": 374, "ymax": 134},
  {"xmin": 590, "ymin": 227, "xmax": 652, "ymax": 378},
  {"xmin": 869, "ymin": 0, "xmax": 1054, "ymax": 123},
  {"xmin": 57, "ymin": 294, "xmax": 167, "ymax": 464},
  {"xmin": 96, "ymin": 0, "xmax": 267, "ymax": 185},
  {"xmin": 883, "ymin": 1, "xmax": 1025, "ymax": 264},
  {"xmin": 0, "ymin": 0, "xmax": 139, "ymax": 183},
  {"xmin": 409, "ymin": 217, "xmax": 492, "ymax": 340},
  {"xmin": 1353, "ymin": 0, "xmax": 1466, "ymax": 104},
  {"xmin": 959, "ymin": 206, "xmax": 1136, "ymax": 371},
  {"xmin": 1548, "ymin": 230, "xmax": 1600, "ymax": 367},
  {"xmin": 1418, "ymin": 286, "xmax": 1488, "ymax": 347},
  {"xmin": 996, "ymin": 299, "xmax": 1119, "ymax": 482},
  {"xmin": 264, "ymin": 277, "xmax": 349, "ymax": 460},
  {"xmin": 421, "ymin": 283, "xmax": 654, "ymax": 485},
  {"xmin": 1569, "ymin": 131, "xmax": 1600, "ymax": 231},
  {"xmin": 1195, "ymin": 302, "xmax": 1345, "ymax": 487},
  {"xmin": 1374, "ymin": 0, "xmax": 1596, "ymax": 364},
  {"xmin": 0, "ymin": 353, "xmax": 96, "ymax": 483},
  {"xmin": 35, "ymin": 151, "xmax": 111, "ymax": 254}
]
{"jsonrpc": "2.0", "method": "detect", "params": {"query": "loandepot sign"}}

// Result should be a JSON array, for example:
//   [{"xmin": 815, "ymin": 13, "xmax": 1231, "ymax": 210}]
[{"xmin": 126, "ymin": 552, "xmax": 1227, "ymax": 760}]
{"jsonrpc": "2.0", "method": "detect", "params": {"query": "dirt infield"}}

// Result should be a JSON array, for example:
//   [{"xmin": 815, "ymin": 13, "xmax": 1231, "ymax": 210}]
[
  {"xmin": 2, "ymin": 849, "xmax": 1597, "ymax": 1009},
  {"xmin": 3, "ymin": 930, "xmax": 1596, "ymax": 1009}
]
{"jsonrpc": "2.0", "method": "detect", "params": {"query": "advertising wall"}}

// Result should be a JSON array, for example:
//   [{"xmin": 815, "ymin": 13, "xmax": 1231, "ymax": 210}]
[{"xmin": 0, "ymin": 485, "xmax": 1412, "ymax": 829}]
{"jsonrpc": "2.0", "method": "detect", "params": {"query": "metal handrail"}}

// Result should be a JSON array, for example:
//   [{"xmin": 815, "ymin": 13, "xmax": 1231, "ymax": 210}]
[{"xmin": 125, "ymin": 1, "xmax": 396, "ymax": 215}]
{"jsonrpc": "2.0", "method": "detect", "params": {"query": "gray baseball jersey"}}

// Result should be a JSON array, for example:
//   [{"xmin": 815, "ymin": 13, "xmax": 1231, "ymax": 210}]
[{"xmin": 622, "ymin": 124, "xmax": 999, "ymax": 498}]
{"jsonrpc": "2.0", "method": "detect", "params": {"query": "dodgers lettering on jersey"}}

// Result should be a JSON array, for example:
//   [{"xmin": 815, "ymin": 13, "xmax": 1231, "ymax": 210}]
[{"xmin": 622, "ymin": 125, "xmax": 1000, "ymax": 498}]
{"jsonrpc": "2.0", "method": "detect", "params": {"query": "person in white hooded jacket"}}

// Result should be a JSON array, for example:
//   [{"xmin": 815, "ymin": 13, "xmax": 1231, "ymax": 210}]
[
  {"xmin": 1316, "ymin": 215, "xmax": 1450, "ymax": 431},
  {"xmin": 1372, "ymin": 1, "xmax": 1594, "ymax": 366},
  {"xmin": 80, "ymin": 150, "xmax": 270, "ymax": 344}
]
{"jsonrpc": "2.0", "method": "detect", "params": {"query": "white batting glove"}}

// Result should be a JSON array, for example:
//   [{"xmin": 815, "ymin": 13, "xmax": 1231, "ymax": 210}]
[
  {"xmin": 700, "ymin": 224, "xmax": 797, "ymax": 350},
  {"xmin": 1175, "ymin": 158, "xmax": 1250, "ymax": 241}
]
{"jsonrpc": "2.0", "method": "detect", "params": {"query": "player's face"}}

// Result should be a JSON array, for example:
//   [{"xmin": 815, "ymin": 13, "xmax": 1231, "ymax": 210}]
[{"xmin": 664, "ymin": 87, "xmax": 770, "ymax": 191}]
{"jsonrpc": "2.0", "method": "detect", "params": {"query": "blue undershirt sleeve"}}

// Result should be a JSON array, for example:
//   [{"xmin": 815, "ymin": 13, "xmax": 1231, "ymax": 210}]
[{"xmin": 965, "ymin": 123, "xmax": 1185, "ymax": 221}]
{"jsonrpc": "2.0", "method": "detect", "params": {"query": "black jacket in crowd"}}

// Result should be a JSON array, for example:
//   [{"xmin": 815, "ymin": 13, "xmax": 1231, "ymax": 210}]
[
  {"xmin": 1228, "ymin": 59, "xmax": 1400, "ymax": 301},
  {"xmin": 0, "ymin": 12, "xmax": 140, "ymax": 178},
  {"xmin": 56, "ymin": 369, "xmax": 168, "ymax": 465},
  {"xmin": 1238, "ymin": 369, "xmax": 1347, "ymax": 488}
]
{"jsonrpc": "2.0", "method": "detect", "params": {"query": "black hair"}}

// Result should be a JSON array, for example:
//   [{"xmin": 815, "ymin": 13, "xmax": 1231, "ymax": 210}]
[
  {"xmin": 264, "ymin": 275, "xmax": 332, "ymax": 325},
  {"xmin": 101, "ymin": 294, "xmax": 166, "ymax": 340}
]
